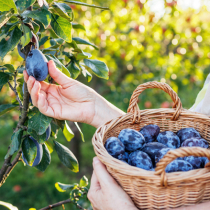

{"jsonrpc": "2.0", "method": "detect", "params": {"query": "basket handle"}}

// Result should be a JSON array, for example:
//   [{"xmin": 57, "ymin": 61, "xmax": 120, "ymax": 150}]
[
  {"xmin": 127, "ymin": 81, "xmax": 182, "ymax": 123},
  {"xmin": 155, "ymin": 147, "xmax": 210, "ymax": 187}
]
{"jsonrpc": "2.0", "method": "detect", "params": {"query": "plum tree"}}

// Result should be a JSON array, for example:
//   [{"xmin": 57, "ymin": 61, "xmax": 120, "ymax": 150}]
[
  {"xmin": 0, "ymin": 0, "xmax": 109, "ymax": 208},
  {"xmin": 26, "ymin": 49, "xmax": 49, "ymax": 81}
]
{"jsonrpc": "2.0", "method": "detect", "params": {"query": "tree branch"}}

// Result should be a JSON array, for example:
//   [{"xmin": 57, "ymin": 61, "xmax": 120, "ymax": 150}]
[
  {"xmin": 8, "ymin": 79, "xmax": 23, "ymax": 108},
  {"xmin": 0, "ymin": 45, "xmax": 31, "ymax": 186},
  {"xmin": 0, "ymin": 150, "xmax": 22, "ymax": 187},
  {"xmin": 39, "ymin": 199, "xmax": 86, "ymax": 210}
]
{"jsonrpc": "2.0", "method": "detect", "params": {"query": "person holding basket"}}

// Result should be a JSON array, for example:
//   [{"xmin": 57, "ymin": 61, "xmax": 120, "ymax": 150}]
[{"xmin": 23, "ymin": 60, "xmax": 210, "ymax": 210}]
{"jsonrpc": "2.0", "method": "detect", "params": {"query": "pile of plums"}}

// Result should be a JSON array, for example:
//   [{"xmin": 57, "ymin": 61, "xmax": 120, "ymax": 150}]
[{"xmin": 104, "ymin": 125, "xmax": 209, "ymax": 172}]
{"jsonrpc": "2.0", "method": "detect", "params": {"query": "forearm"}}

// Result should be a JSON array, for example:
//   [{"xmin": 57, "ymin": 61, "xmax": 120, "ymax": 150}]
[{"xmin": 91, "ymin": 93, "xmax": 125, "ymax": 128}]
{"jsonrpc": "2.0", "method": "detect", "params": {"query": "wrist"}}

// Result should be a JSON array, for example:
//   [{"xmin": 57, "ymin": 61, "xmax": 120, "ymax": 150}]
[{"xmin": 90, "ymin": 93, "xmax": 125, "ymax": 128}]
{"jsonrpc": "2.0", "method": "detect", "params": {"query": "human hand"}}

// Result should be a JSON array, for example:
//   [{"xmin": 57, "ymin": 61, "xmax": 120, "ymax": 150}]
[
  {"xmin": 23, "ymin": 60, "xmax": 124, "ymax": 128},
  {"xmin": 88, "ymin": 157, "xmax": 138, "ymax": 210}
]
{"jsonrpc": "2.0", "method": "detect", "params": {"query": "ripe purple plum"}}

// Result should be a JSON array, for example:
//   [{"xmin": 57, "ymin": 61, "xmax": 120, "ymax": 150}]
[{"xmin": 139, "ymin": 124, "xmax": 160, "ymax": 143}]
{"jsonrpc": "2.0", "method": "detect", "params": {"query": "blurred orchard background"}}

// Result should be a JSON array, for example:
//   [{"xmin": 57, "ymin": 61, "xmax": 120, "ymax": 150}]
[{"xmin": 1, "ymin": 0, "xmax": 210, "ymax": 209}]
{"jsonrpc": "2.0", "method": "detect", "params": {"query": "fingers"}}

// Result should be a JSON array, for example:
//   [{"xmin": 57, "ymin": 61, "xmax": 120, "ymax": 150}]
[
  {"xmin": 30, "ymin": 81, "xmax": 41, "ymax": 107},
  {"xmin": 48, "ymin": 60, "xmax": 74, "ymax": 87},
  {"xmin": 92, "ymin": 157, "xmax": 116, "ymax": 188},
  {"xmin": 90, "ymin": 171, "xmax": 101, "ymax": 191},
  {"xmin": 23, "ymin": 70, "xmax": 29, "ymax": 83},
  {"xmin": 88, "ymin": 171, "xmax": 101, "ymax": 210}
]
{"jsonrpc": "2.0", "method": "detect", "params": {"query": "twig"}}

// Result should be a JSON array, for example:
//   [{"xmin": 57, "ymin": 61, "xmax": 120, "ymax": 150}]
[
  {"xmin": 0, "ymin": 150, "xmax": 22, "ymax": 187},
  {"xmin": 39, "ymin": 199, "xmax": 86, "ymax": 210},
  {"xmin": 8, "ymin": 80, "xmax": 23, "ymax": 108}
]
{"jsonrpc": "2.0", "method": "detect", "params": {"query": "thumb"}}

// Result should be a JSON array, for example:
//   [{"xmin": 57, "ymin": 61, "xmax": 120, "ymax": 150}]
[
  {"xmin": 48, "ymin": 60, "xmax": 73, "ymax": 86},
  {"xmin": 92, "ymin": 157, "xmax": 116, "ymax": 188}
]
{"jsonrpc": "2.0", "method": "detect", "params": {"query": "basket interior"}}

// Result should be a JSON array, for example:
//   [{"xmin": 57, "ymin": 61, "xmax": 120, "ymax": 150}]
[{"xmin": 103, "ymin": 111, "xmax": 210, "ymax": 148}]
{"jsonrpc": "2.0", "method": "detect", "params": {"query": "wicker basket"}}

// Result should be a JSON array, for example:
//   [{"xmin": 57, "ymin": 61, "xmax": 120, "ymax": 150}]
[{"xmin": 92, "ymin": 81, "xmax": 210, "ymax": 210}]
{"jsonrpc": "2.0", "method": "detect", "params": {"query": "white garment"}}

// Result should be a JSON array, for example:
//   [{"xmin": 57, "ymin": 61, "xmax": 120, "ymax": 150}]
[{"xmin": 190, "ymin": 73, "xmax": 210, "ymax": 115}]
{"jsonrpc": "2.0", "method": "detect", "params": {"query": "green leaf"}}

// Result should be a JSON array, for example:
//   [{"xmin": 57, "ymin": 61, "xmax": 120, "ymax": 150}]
[
  {"xmin": 39, "ymin": 36, "xmax": 49, "ymax": 46},
  {"xmin": 45, "ymin": 141, "xmax": 53, "ymax": 153},
  {"xmin": 73, "ymin": 37, "xmax": 98, "ymax": 50},
  {"xmin": 0, "ymin": 26, "xmax": 22, "ymax": 59},
  {"xmin": 54, "ymin": 140, "xmax": 79, "ymax": 172},
  {"xmin": 0, "ymin": 72, "xmax": 10, "ymax": 91},
  {"xmin": 67, "ymin": 62, "xmax": 80, "ymax": 79},
  {"xmin": 74, "ymin": 122, "xmax": 84, "ymax": 142},
  {"xmin": 55, "ymin": 182, "xmax": 74, "ymax": 192},
  {"xmin": 64, "ymin": 1, "xmax": 109, "ymax": 10},
  {"xmin": 22, "ymin": 9, "xmax": 51, "ymax": 28},
  {"xmin": 16, "ymin": 0, "xmax": 36, "ymax": 12},
  {"xmin": 83, "ymin": 59, "xmax": 109, "ymax": 80},
  {"xmin": 35, "ymin": 144, "xmax": 51, "ymax": 172},
  {"xmin": 63, "ymin": 120, "xmax": 74, "ymax": 142},
  {"xmin": 51, "ymin": 14, "xmax": 72, "ymax": 43},
  {"xmin": 0, "ymin": 0, "xmax": 17, "ymax": 13},
  {"xmin": 5, "ymin": 129, "xmax": 23, "ymax": 159},
  {"xmin": 3, "ymin": 64, "xmax": 15, "ymax": 72},
  {"xmin": 45, "ymin": 54, "xmax": 70, "ymax": 77},
  {"xmin": 0, "ymin": 103, "xmax": 18, "ymax": 116},
  {"xmin": 51, "ymin": 3, "xmax": 73, "ymax": 21},
  {"xmin": 22, "ymin": 136, "xmax": 37, "ymax": 166},
  {"xmin": 27, "ymin": 127, "xmax": 46, "ymax": 144},
  {"xmin": 72, "ymin": 23, "xmax": 85, "ymax": 31},
  {"xmin": 0, "ymin": 201, "xmax": 18, "ymax": 210},
  {"xmin": 17, "ymin": 65, "xmax": 25, "ymax": 73},
  {"xmin": 74, "ymin": 50, "xmax": 91, "ymax": 60},
  {"xmin": 0, "ymin": 9, "xmax": 15, "ymax": 29},
  {"xmin": 32, "ymin": 21, "xmax": 40, "ymax": 34},
  {"xmin": 28, "ymin": 110, "xmax": 52, "ymax": 135},
  {"xmin": 79, "ymin": 176, "xmax": 88, "ymax": 187},
  {"xmin": 20, "ymin": 24, "xmax": 32, "ymax": 47}
]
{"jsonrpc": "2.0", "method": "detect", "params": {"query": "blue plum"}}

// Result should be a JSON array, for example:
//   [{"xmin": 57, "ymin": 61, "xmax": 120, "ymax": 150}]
[
  {"xmin": 183, "ymin": 156, "xmax": 203, "ymax": 169},
  {"xmin": 165, "ymin": 160, "xmax": 193, "ymax": 173},
  {"xmin": 139, "ymin": 124, "xmax": 160, "ymax": 143},
  {"xmin": 22, "ymin": 83, "xmax": 32, "ymax": 103},
  {"xmin": 128, "ymin": 150, "xmax": 153, "ymax": 170},
  {"xmin": 157, "ymin": 131, "xmax": 180, "ymax": 149},
  {"xmin": 202, "ymin": 157, "xmax": 210, "ymax": 167},
  {"xmin": 118, "ymin": 151, "xmax": 129, "ymax": 162},
  {"xmin": 155, "ymin": 148, "xmax": 174, "ymax": 164},
  {"xmin": 118, "ymin": 129, "xmax": 145, "ymax": 151},
  {"xmin": 141, "ymin": 142, "xmax": 167, "ymax": 166},
  {"xmin": 46, "ymin": 125, "xmax": 51, "ymax": 141},
  {"xmin": 26, "ymin": 49, "xmax": 48, "ymax": 81},
  {"xmin": 177, "ymin": 127, "xmax": 201, "ymax": 144},
  {"xmin": 22, "ymin": 136, "xmax": 43, "ymax": 167},
  {"xmin": 104, "ymin": 137, "xmax": 125, "ymax": 158},
  {"xmin": 181, "ymin": 137, "xmax": 208, "ymax": 149}
]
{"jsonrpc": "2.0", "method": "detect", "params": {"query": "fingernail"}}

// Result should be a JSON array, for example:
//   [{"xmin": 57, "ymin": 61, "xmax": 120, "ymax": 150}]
[{"xmin": 93, "ymin": 157, "xmax": 100, "ymax": 165}]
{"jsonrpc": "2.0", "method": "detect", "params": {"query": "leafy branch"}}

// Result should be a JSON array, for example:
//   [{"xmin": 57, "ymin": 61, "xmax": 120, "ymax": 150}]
[{"xmin": 39, "ymin": 198, "xmax": 86, "ymax": 210}]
